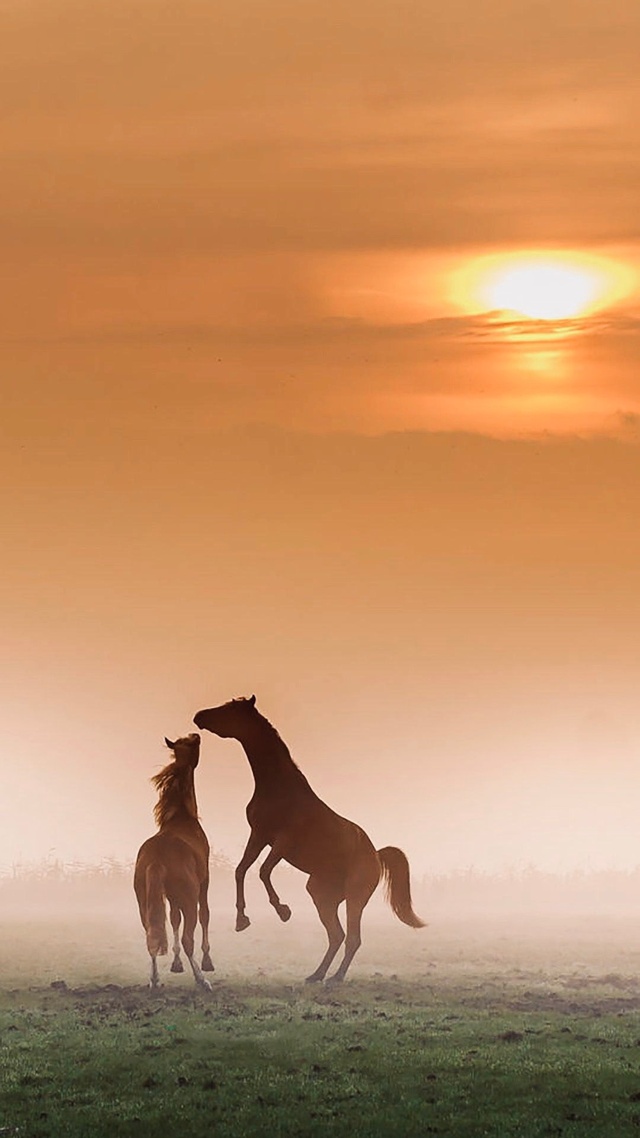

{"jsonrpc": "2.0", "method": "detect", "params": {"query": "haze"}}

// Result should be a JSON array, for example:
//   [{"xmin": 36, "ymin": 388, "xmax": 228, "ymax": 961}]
[{"xmin": 3, "ymin": 0, "xmax": 640, "ymax": 879}]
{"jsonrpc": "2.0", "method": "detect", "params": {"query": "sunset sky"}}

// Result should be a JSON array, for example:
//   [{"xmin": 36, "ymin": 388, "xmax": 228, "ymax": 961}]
[{"xmin": 3, "ymin": 0, "xmax": 640, "ymax": 878}]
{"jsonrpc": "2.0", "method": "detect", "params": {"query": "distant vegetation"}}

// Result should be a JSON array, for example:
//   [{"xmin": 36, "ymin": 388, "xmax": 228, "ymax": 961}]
[
  {"xmin": 0, "ymin": 854, "xmax": 234, "ymax": 912},
  {"xmin": 420, "ymin": 865, "xmax": 640, "ymax": 915},
  {"xmin": 3, "ymin": 857, "xmax": 640, "ymax": 915}
]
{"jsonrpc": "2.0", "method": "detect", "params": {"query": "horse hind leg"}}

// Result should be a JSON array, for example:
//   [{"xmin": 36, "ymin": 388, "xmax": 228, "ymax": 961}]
[
  {"xmin": 259, "ymin": 847, "xmax": 291, "ymax": 923},
  {"xmin": 149, "ymin": 954, "xmax": 160, "ymax": 989},
  {"xmin": 169, "ymin": 905, "xmax": 184, "ymax": 973},
  {"xmin": 305, "ymin": 878, "xmax": 345, "ymax": 984},
  {"xmin": 327, "ymin": 899, "xmax": 364, "ymax": 984},
  {"xmin": 328, "ymin": 871, "xmax": 378, "ymax": 984},
  {"xmin": 135, "ymin": 869, "xmax": 163, "ymax": 988},
  {"xmin": 199, "ymin": 880, "xmax": 215, "ymax": 972},
  {"xmin": 182, "ymin": 901, "xmax": 212, "ymax": 992}
]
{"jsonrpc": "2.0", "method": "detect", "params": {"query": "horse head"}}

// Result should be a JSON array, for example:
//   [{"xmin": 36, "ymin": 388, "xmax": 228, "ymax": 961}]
[
  {"xmin": 193, "ymin": 696, "xmax": 256, "ymax": 738},
  {"xmin": 164, "ymin": 732, "xmax": 201, "ymax": 766}
]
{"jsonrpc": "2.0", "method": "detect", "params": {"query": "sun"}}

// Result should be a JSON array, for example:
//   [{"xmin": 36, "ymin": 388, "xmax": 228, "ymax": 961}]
[
  {"xmin": 483, "ymin": 261, "xmax": 600, "ymax": 319},
  {"xmin": 452, "ymin": 251, "xmax": 633, "ymax": 322}
]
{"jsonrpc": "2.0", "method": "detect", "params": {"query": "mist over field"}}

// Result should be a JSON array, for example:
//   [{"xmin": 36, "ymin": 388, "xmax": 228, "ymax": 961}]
[
  {"xmin": 5, "ymin": 857, "xmax": 640, "ymax": 1040},
  {"xmin": 5, "ymin": 858, "xmax": 640, "ymax": 1000}
]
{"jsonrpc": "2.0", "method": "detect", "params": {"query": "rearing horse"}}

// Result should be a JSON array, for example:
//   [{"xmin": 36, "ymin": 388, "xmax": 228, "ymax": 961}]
[
  {"xmin": 134, "ymin": 733, "xmax": 214, "ymax": 990},
  {"xmin": 193, "ymin": 697, "xmax": 424, "ymax": 982}
]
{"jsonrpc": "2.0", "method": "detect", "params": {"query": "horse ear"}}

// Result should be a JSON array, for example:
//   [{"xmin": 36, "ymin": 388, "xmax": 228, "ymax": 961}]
[
  {"xmin": 248, "ymin": 694, "xmax": 256, "ymax": 707},
  {"xmin": 164, "ymin": 737, "xmax": 175, "ymax": 749}
]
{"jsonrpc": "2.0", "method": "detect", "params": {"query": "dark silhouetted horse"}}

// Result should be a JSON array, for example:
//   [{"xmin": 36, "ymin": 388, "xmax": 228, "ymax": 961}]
[
  {"xmin": 134, "ymin": 733, "xmax": 214, "ymax": 989},
  {"xmin": 193, "ymin": 697, "xmax": 424, "ymax": 982}
]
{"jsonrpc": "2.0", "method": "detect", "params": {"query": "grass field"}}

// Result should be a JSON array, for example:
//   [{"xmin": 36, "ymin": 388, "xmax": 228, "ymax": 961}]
[{"xmin": 3, "ymin": 904, "xmax": 640, "ymax": 1137}]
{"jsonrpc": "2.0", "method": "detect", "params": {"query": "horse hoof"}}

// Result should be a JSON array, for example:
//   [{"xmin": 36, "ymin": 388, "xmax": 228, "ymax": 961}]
[
  {"xmin": 276, "ymin": 904, "xmax": 292, "ymax": 922},
  {"xmin": 170, "ymin": 959, "xmax": 185, "ymax": 974},
  {"xmin": 202, "ymin": 953, "xmax": 215, "ymax": 972},
  {"xmin": 326, "ymin": 974, "xmax": 344, "ymax": 987},
  {"xmin": 304, "ymin": 973, "xmax": 324, "ymax": 984},
  {"xmin": 236, "ymin": 915, "xmax": 251, "ymax": 932},
  {"xmin": 200, "ymin": 979, "xmax": 213, "ymax": 993}
]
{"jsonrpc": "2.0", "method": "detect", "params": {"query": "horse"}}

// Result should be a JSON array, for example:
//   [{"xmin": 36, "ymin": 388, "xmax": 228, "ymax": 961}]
[
  {"xmin": 193, "ymin": 696, "xmax": 425, "ymax": 983},
  {"xmin": 133, "ymin": 733, "xmax": 214, "ymax": 990}
]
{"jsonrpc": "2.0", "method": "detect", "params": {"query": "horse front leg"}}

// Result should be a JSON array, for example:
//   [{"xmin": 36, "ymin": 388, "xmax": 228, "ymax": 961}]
[
  {"xmin": 259, "ymin": 846, "xmax": 291, "ymax": 922},
  {"xmin": 235, "ymin": 831, "xmax": 266, "ymax": 932}
]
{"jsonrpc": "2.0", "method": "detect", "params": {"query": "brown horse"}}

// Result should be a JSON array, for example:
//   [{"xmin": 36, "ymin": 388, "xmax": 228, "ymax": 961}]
[
  {"xmin": 193, "ymin": 697, "xmax": 425, "ymax": 983},
  {"xmin": 133, "ymin": 733, "xmax": 214, "ymax": 990}
]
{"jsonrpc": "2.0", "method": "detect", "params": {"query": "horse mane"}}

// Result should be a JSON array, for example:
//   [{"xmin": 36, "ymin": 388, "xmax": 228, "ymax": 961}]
[
  {"xmin": 249, "ymin": 705, "xmax": 304, "ymax": 773},
  {"xmin": 152, "ymin": 760, "xmax": 197, "ymax": 828}
]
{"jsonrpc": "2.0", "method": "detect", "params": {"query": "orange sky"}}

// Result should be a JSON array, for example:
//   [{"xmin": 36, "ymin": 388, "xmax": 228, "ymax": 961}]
[{"xmin": 3, "ymin": 0, "xmax": 640, "ymax": 876}]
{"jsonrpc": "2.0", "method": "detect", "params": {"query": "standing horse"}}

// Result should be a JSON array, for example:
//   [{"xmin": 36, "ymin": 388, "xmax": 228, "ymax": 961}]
[
  {"xmin": 193, "ymin": 697, "xmax": 425, "ymax": 983},
  {"xmin": 134, "ymin": 733, "xmax": 214, "ymax": 990}
]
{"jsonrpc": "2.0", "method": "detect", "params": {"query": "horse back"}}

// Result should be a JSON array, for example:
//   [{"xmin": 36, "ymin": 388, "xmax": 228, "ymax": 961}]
[
  {"xmin": 154, "ymin": 818, "xmax": 210, "ymax": 875},
  {"xmin": 134, "ymin": 831, "xmax": 204, "ymax": 885}
]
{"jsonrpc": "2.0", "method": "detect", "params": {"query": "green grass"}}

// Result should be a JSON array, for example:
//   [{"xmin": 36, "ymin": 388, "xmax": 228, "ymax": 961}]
[
  {"xmin": 3, "ymin": 977, "xmax": 640, "ymax": 1136},
  {"xmin": 3, "ymin": 912, "xmax": 640, "ymax": 1136}
]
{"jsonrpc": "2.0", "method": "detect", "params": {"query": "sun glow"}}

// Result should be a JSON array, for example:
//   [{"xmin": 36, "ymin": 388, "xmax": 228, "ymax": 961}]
[{"xmin": 453, "ymin": 251, "xmax": 634, "ymax": 322}]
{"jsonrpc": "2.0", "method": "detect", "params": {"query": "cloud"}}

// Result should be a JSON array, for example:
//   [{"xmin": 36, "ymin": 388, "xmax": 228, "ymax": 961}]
[
  {"xmin": 2, "ymin": 0, "xmax": 640, "ymax": 256},
  {"xmin": 3, "ymin": 0, "xmax": 640, "ymax": 440}
]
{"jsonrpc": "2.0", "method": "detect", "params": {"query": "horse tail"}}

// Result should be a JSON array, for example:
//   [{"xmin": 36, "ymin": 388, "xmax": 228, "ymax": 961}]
[
  {"xmin": 145, "ymin": 863, "xmax": 168, "ymax": 955},
  {"xmin": 377, "ymin": 846, "xmax": 426, "ymax": 929}
]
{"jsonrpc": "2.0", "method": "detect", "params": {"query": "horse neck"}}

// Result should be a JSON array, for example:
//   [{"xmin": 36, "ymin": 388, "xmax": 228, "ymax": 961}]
[
  {"xmin": 156, "ymin": 765, "xmax": 199, "ymax": 830},
  {"xmin": 180, "ymin": 770, "xmax": 199, "ymax": 820},
  {"xmin": 240, "ymin": 719, "xmax": 301, "ymax": 790}
]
